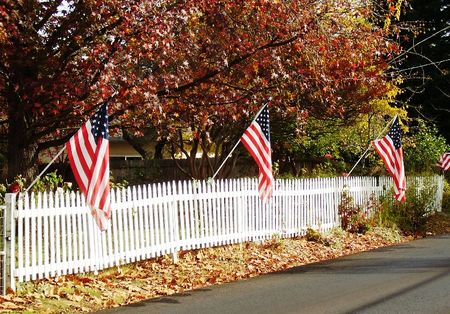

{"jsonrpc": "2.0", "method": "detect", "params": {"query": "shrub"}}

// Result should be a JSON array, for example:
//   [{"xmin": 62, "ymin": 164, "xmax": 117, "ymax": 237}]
[
  {"xmin": 374, "ymin": 178, "xmax": 438, "ymax": 236},
  {"xmin": 442, "ymin": 179, "xmax": 450, "ymax": 214},
  {"xmin": 370, "ymin": 226, "xmax": 402, "ymax": 243},
  {"xmin": 305, "ymin": 227, "xmax": 346, "ymax": 250},
  {"xmin": 305, "ymin": 227, "xmax": 322, "ymax": 242},
  {"xmin": 338, "ymin": 190, "xmax": 371, "ymax": 234},
  {"xmin": 392, "ymin": 197, "xmax": 432, "ymax": 236},
  {"xmin": 32, "ymin": 171, "xmax": 64, "ymax": 192},
  {"xmin": 403, "ymin": 122, "xmax": 449, "ymax": 174},
  {"xmin": 0, "ymin": 171, "xmax": 70, "ymax": 205}
]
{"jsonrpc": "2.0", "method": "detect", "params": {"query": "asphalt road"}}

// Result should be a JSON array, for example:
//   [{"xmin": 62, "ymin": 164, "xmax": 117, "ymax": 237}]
[{"xmin": 99, "ymin": 235, "xmax": 450, "ymax": 314}]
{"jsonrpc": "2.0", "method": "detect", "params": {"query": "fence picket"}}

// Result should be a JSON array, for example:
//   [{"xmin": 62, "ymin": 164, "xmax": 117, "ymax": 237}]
[
  {"xmin": 65, "ymin": 192, "xmax": 73, "ymax": 274},
  {"xmin": 17, "ymin": 195, "xmax": 24, "ymax": 281},
  {"xmin": 141, "ymin": 185, "xmax": 150, "ymax": 259},
  {"xmin": 37, "ymin": 193, "xmax": 43, "ymax": 279}
]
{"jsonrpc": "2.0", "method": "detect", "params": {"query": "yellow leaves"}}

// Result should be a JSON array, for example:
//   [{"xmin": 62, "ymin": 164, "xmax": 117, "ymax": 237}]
[
  {"xmin": 253, "ymin": 63, "xmax": 259, "ymax": 75},
  {"xmin": 394, "ymin": 0, "xmax": 404, "ymax": 21},
  {"xmin": 368, "ymin": 80, "xmax": 405, "ymax": 119},
  {"xmin": 384, "ymin": 0, "xmax": 404, "ymax": 30},
  {"xmin": 0, "ymin": 25, "xmax": 8, "ymax": 43}
]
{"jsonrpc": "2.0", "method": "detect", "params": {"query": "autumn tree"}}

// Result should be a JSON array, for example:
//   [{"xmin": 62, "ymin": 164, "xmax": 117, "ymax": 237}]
[
  {"xmin": 137, "ymin": 0, "xmax": 404, "ymax": 179},
  {"xmin": 0, "ymin": 0, "xmax": 401, "ymax": 181}
]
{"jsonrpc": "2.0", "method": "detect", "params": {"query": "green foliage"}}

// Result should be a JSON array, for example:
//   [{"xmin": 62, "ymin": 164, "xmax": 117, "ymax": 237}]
[
  {"xmin": 369, "ymin": 226, "xmax": 402, "ymax": 243},
  {"xmin": 305, "ymin": 227, "xmax": 322, "ymax": 242},
  {"xmin": 110, "ymin": 179, "xmax": 129, "ymax": 190},
  {"xmin": 305, "ymin": 227, "xmax": 346, "ymax": 250},
  {"xmin": 32, "ymin": 171, "xmax": 65, "ymax": 193},
  {"xmin": 0, "ymin": 182, "xmax": 6, "ymax": 203},
  {"xmin": 310, "ymin": 162, "xmax": 340, "ymax": 178},
  {"xmin": 109, "ymin": 171, "xmax": 129, "ymax": 189},
  {"xmin": 0, "ymin": 171, "xmax": 70, "ymax": 205},
  {"xmin": 403, "ymin": 121, "xmax": 449, "ymax": 174},
  {"xmin": 441, "ymin": 179, "xmax": 450, "ymax": 214},
  {"xmin": 0, "ymin": 175, "xmax": 25, "ymax": 205},
  {"xmin": 321, "ymin": 227, "xmax": 346, "ymax": 250},
  {"xmin": 372, "ymin": 178, "xmax": 439, "ymax": 235}
]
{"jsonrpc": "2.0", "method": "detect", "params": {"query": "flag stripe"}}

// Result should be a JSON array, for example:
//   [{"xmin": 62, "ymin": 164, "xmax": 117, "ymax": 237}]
[
  {"xmin": 88, "ymin": 141, "xmax": 109, "ymax": 210},
  {"xmin": 66, "ymin": 103, "xmax": 111, "ymax": 231},
  {"xmin": 240, "ymin": 105, "xmax": 273, "ymax": 202},
  {"xmin": 438, "ymin": 152, "xmax": 450, "ymax": 171},
  {"xmin": 372, "ymin": 117, "xmax": 406, "ymax": 202},
  {"xmin": 242, "ymin": 125, "xmax": 272, "ymax": 175},
  {"xmin": 66, "ymin": 126, "xmax": 92, "ymax": 194},
  {"xmin": 241, "ymin": 128, "xmax": 272, "ymax": 182}
]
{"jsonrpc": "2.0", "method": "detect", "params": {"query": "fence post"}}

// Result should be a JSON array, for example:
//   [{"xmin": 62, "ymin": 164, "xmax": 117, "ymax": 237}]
[{"xmin": 4, "ymin": 193, "xmax": 16, "ymax": 294}]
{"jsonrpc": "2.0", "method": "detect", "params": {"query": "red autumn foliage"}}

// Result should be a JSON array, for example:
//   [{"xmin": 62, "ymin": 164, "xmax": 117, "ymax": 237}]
[{"xmin": 0, "ymin": 0, "xmax": 400, "ymax": 179}]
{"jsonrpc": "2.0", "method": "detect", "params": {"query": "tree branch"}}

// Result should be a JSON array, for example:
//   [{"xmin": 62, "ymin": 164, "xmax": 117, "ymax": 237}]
[
  {"xmin": 37, "ymin": 132, "xmax": 74, "ymax": 152},
  {"xmin": 156, "ymin": 33, "xmax": 302, "ymax": 97},
  {"xmin": 34, "ymin": 0, "xmax": 64, "ymax": 31},
  {"xmin": 121, "ymin": 128, "xmax": 149, "ymax": 159},
  {"xmin": 389, "ymin": 25, "xmax": 450, "ymax": 65}
]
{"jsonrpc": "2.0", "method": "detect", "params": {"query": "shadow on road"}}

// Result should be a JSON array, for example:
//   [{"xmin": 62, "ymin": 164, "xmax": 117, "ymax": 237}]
[
  {"xmin": 126, "ymin": 288, "xmax": 212, "ymax": 307},
  {"xmin": 279, "ymin": 256, "xmax": 450, "ymax": 275},
  {"xmin": 347, "ymin": 268, "xmax": 450, "ymax": 313},
  {"xmin": 275, "ymin": 236, "xmax": 450, "ymax": 275}
]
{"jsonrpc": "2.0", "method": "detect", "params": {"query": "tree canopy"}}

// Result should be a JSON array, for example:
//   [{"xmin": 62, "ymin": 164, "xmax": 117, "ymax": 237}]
[{"xmin": 1, "ymin": 0, "xmax": 402, "ymax": 180}]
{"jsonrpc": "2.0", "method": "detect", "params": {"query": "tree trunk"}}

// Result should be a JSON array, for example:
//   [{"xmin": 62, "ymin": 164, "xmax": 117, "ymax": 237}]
[
  {"xmin": 153, "ymin": 138, "xmax": 167, "ymax": 159},
  {"xmin": 122, "ymin": 128, "xmax": 149, "ymax": 159},
  {"xmin": 7, "ymin": 104, "xmax": 39, "ymax": 182}
]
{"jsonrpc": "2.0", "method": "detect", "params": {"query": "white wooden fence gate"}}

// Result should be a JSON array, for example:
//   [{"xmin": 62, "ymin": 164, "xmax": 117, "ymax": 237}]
[{"xmin": 0, "ymin": 175, "xmax": 444, "ymax": 294}]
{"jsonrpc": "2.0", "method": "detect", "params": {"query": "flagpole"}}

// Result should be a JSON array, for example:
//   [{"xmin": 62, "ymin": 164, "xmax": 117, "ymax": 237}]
[
  {"xmin": 210, "ymin": 140, "xmax": 241, "ymax": 180},
  {"xmin": 24, "ymin": 146, "xmax": 66, "ymax": 194},
  {"xmin": 346, "ymin": 115, "xmax": 397, "ymax": 177},
  {"xmin": 210, "ymin": 103, "xmax": 269, "ymax": 181}
]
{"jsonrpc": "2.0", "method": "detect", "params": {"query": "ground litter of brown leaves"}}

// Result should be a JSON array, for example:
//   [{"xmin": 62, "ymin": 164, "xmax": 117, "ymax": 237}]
[{"xmin": 1, "ymin": 213, "xmax": 449, "ymax": 313}]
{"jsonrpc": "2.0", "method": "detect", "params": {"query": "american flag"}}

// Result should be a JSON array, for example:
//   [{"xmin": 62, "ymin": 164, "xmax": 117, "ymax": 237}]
[
  {"xmin": 372, "ymin": 116, "xmax": 406, "ymax": 202},
  {"xmin": 66, "ymin": 102, "xmax": 111, "ymax": 231},
  {"xmin": 241, "ymin": 105, "xmax": 274, "ymax": 202},
  {"xmin": 438, "ymin": 152, "xmax": 450, "ymax": 171}
]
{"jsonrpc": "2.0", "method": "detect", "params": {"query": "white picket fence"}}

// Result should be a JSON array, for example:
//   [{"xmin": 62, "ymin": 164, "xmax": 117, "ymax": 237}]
[{"xmin": 2, "ymin": 175, "xmax": 444, "ymax": 291}]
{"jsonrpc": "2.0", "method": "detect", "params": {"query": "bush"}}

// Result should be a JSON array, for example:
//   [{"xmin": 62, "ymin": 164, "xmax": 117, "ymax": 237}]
[
  {"xmin": 305, "ymin": 227, "xmax": 322, "ymax": 242},
  {"xmin": 442, "ymin": 179, "xmax": 450, "ymax": 214},
  {"xmin": 402, "ymin": 121, "xmax": 449, "ymax": 175},
  {"xmin": 338, "ymin": 190, "xmax": 371, "ymax": 234},
  {"xmin": 321, "ymin": 227, "xmax": 346, "ymax": 249},
  {"xmin": 369, "ymin": 226, "xmax": 402, "ymax": 243},
  {"xmin": 305, "ymin": 227, "xmax": 346, "ymax": 250},
  {"xmin": 0, "ymin": 171, "xmax": 71, "ymax": 205},
  {"xmin": 32, "ymin": 171, "xmax": 65, "ymax": 192},
  {"xmin": 373, "ymin": 178, "xmax": 438, "ymax": 236}
]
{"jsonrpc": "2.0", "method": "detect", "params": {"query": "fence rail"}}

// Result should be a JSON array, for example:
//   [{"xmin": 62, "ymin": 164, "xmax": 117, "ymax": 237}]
[{"xmin": 1, "ymin": 175, "xmax": 444, "ymax": 293}]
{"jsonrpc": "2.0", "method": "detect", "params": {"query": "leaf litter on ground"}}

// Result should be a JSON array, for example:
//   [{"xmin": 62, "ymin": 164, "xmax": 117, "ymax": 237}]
[{"xmin": 3, "ymin": 213, "xmax": 450, "ymax": 313}]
